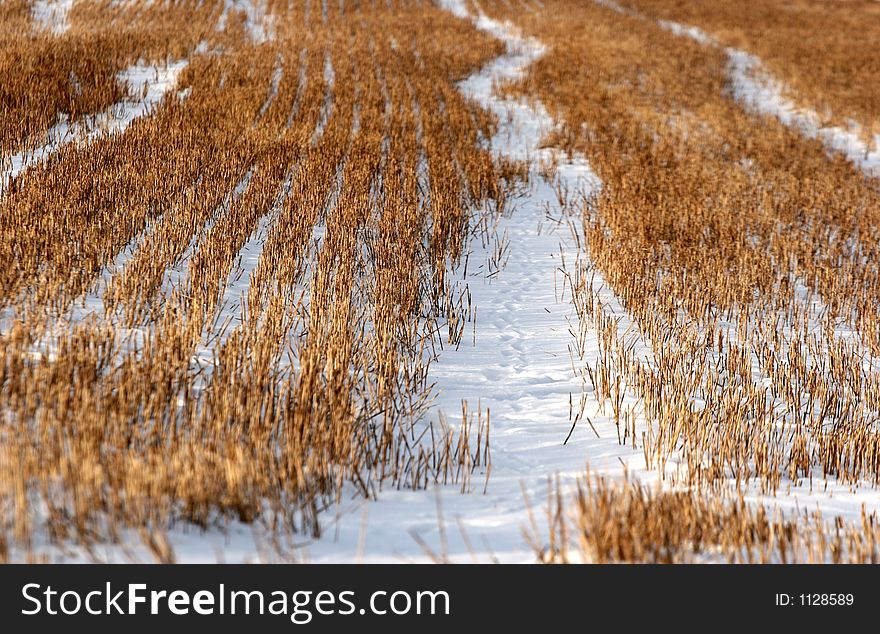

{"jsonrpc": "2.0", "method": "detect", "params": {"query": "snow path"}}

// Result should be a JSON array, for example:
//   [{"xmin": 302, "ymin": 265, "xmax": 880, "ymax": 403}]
[
  {"xmin": 1, "ymin": 60, "xmax": 188, "ymax": 195},
  {"xmin": 297, "ymin": 0, "xmax": 653, "ymax": 563},
  {"xmin": 663, "ymin": 18, "xmax": 880, "ymax": 176},
  {"xmin": 311, "ymin": 50, "xmax": 335, "ymax": 143},
  {"xmin": 256, "ymin": 55, "xmax": 284, "ymax": 121},
  {"xmin": 30, "ymin": 0, "xmax": 74, "ymax": 35}
]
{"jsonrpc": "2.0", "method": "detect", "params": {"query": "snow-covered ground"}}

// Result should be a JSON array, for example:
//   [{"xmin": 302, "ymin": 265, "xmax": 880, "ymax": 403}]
[
  {"xmin": 585, "ymin": 0, "xmax": 880, "ymax": 530},
  {"xmin": 31, "ymin": 0, "xmax": 74, "ymax": 35},
  {"xmin": 0, "ymin": 58, "xmax": 188, "ymax": 369},
  {"xmin": 18, "ymin": 0, "xmax": 655, "ymax": 563},
  {"xmin": 217, "ymin": 0, "xmax": 275, "ymax": 43},
  {"xmin": 726, "ymin": 48, "xmax": 880, "ymax": 177},
  {"xmin": 296, "ymin": 0, "xmax": 880, "ymax": 563}
]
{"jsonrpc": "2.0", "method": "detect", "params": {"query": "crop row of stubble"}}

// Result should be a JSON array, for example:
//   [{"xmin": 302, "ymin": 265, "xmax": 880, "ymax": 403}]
[
  {"xmin": 531, "ymin": 472, "xmax": 880, "ymax": 563},
  {"xmin": 0, "ymin": 0, "xmax": 505, "ymax": 561}
]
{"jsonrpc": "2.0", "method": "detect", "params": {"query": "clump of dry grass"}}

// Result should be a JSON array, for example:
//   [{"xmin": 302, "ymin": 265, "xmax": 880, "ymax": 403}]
[{"xmin": 531, "ymin": 472, "xmax": 880, "ymax": 563}]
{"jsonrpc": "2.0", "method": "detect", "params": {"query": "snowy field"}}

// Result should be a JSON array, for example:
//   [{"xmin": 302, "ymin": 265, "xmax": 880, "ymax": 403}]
[{"xmin": 3, "ymin": 0, "xmax": 880, "ymax": 563}]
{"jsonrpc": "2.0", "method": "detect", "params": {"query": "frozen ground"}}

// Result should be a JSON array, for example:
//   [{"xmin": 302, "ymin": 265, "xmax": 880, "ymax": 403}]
[
  {"xmin": 297, "ymin": 0, "xmax": 880, "ymax": 562},
  {"xmin": 727, "ymin": 49, "xmax": 880, "ymax": 177},
  {"xmin": 0, "ymin": 58, "xmax": 189, "ymax": 362},
  {"xmin": 298, "ymin": 0, "xmax": 654, "ymax": 563},
  {"xmin": 217, "ymin": 0, "xmax": 275, "ymax": 43},
  {"xmin": 19, "ymin": 0, "xmax": 656, "ymax": 563},
  {"xmin": 587, "ymin": 0, "xmax": 880, "ymax": 530}
]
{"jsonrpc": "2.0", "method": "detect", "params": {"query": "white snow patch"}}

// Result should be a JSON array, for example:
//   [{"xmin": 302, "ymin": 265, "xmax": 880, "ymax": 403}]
[
  {"xmin": 311, "ymin": 51, "xmax": 336, "ymax": 143},
  {"xmin": 727, "ymin": 49, "xmax": 880, "ymax": 177},
  {"xmin": 31, "ymin": 0, "xmax": 74, "ymax": 35},
  {"xmin": 648, "ymin": 15, "xmax": 880, "ymax": 178},
  {"xmin": 256, "ymin": 55, "xmax": 284, "ymax": 120},
  {"xmin": 657, "ymin": 19, "xmax": 713, "ymax": 45},
  {"xmin": 587, "ymin": 3, "xmax": 880, "ymax": 177},
  {"xmin": 593, "ymin": 0, "xmax": 631, "ymax": 15}
]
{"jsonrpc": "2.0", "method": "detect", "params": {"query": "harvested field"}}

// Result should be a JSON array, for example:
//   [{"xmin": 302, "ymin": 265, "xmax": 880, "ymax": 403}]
[{"xmin": 1, "ymin": 0, "xmax": 879, "ymax": 563}]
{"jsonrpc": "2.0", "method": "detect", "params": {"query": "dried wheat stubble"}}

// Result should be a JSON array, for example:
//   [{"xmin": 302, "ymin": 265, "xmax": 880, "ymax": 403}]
[{"xmin": 534, "ymin": 471, "xmax": 880, "ymax": 563}]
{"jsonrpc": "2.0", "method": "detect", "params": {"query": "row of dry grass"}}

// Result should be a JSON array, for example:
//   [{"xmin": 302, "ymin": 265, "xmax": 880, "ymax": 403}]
[{"xmin": 531, "ymin": 473, "xmax": 880, "ymax": 563}]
